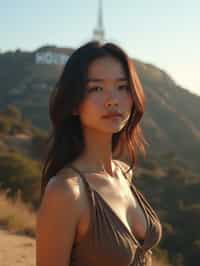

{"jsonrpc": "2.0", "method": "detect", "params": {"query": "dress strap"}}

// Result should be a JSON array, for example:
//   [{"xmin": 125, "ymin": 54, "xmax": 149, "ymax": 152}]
[
  {"xmin": 68, "ymin": 164, "xmax": 100, "ymax": 211},
  {"xmin": 68, "ymin": 164, "xmax": 91, "ymax": 189}
]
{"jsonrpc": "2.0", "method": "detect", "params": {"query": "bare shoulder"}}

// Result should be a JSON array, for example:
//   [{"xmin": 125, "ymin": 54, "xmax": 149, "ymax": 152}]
[
  {"xmin": 36, "ymin": 168, "xmax": 86, "ymax": 266},
  {"xmin": 37, "ymin": 169, "xmax": 83, "ymax": 231},
  {"xmin": 47, "ymin": 168, "xmax": 81, "ymax": 194},
  {"xmin": 114, "ymin": 159, "xmax": 134, "ymax": 183},
  {"xmin": 44, "ymin": 166, "xmax": 86, "ymax": 211}
]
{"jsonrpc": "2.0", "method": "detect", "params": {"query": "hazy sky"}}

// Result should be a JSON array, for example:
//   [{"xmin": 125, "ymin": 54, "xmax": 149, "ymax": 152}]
[{"xmin": 1, "ymin": 0, "xmax": 200, "ymax": 96}]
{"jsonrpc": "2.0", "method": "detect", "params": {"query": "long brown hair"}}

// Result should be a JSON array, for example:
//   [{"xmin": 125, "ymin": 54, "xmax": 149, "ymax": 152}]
[{"xmin": 40, "ymin": 41, "xmax": 148, "ymax": 202}]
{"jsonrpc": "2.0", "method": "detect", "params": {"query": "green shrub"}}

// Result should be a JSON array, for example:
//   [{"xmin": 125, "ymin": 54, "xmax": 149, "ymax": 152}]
[{"xmin": 0, "ymin": 151, "xmax": 41, "ymax": 207}]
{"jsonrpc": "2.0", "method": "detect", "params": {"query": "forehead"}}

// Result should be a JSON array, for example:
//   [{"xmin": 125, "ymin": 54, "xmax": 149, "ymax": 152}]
[{"xmin": 87, "ymin": 56, "xmax": 127, "ymax": 80}]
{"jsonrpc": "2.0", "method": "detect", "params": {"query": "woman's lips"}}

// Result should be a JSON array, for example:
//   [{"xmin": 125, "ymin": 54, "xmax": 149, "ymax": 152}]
[
  {"xmin": 102, "ymin": 114, "xmax": 122, "ymax": 119},
  {"xmin": 102, "ymin": 112, "xmax": 122, "ymax": 118}
]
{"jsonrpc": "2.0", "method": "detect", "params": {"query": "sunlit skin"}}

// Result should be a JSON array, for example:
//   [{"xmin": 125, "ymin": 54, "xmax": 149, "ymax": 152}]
[{"xmin": 74, "ymin": 56, "xmax": 133, "ymax": 175}]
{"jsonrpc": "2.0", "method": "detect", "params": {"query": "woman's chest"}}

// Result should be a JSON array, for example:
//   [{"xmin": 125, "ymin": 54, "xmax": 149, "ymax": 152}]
[{"xmin": 76, "ymin": 175, "xmax": 147, "ymax": 245}]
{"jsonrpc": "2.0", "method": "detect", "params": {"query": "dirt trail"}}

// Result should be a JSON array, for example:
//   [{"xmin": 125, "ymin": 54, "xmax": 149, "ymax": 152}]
[{"xmin": 0, "ymin": 229, "xmax": 35, "ymax": 266}]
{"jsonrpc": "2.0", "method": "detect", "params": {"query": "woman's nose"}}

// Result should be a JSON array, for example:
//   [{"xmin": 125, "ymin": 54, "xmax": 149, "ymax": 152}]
[
  {"xmin": 106, "ymin": 102, "xmax": 118, "ymax": 108},
  {"xmin": 105, "ymin": 94, "xmax": 119, "ymax": 107}
]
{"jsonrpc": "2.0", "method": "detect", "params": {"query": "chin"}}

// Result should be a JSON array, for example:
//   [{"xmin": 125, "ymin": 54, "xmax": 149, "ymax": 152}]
[{"xmin": 99, "ymin": 125, "xmax": 125, "ymax": 134}]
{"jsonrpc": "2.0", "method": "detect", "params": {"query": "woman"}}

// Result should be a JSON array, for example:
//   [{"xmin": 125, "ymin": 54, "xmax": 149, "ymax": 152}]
[{"xmin": 36, "ymin": 41, "xmax": 162, "ymax": 266}]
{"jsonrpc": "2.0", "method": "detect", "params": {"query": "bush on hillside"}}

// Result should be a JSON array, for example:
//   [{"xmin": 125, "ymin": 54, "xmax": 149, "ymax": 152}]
[{"xmin": 0, "ymin": 151, "xmax": 41, "ymax": 208}]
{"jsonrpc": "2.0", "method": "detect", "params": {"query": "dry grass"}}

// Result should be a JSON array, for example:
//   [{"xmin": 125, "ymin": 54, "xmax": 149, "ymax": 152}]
[{"xmin": 0, "ymin": 189, "xmax": 36, "ymax": 238}]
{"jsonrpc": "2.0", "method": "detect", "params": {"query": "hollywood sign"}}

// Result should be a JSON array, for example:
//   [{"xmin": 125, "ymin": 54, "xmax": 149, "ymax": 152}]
[{"xmin": 35, "ymin": 51, "xmax": 70, "ymax": 65}]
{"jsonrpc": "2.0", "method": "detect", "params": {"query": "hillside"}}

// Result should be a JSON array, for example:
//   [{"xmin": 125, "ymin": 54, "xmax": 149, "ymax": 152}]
[
  {"xmin": 0, "ymin": 46, "xmax": 200, "ymax": 171},
  {"xmin": 0, "ymin": 105, "xmax": 47, "ymax": 160}
]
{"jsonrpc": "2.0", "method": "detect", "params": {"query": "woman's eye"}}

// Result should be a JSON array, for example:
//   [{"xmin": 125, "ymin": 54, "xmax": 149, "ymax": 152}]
[
  {"xmin": 87, "ymin": 85, "xmax": 129, "ymax": 93},
  {"xmin": 88, "ymin": 87, "xmax": 103, "ymax": 92},
  {"xmin": 118, "ymin": 85, "xmax": 129, "ymax": 91}
]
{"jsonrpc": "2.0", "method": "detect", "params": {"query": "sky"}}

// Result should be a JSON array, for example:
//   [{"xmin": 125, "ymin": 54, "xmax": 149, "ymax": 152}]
[{"xmin": 1, "ymin": 0, "xmax": 200, "ymax": 96}]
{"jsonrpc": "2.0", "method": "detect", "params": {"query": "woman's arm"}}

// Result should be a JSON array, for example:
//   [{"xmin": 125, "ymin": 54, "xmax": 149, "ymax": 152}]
[{"xmin": 36, "ymin": 176, "xmax": 82, "ymax": 266}]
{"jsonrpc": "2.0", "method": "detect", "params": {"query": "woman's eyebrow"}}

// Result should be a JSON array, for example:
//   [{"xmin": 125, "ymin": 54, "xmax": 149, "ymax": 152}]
[{"xmin": 86, "ymin": 78, "xmax": 128, "ymax": 83}]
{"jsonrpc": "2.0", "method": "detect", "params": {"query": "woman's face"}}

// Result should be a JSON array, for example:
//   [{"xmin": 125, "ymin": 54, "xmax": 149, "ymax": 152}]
[{"xmin": 77, "ymin": 56, "xmax": 133, "ymax": 134}]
